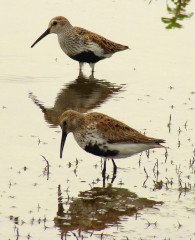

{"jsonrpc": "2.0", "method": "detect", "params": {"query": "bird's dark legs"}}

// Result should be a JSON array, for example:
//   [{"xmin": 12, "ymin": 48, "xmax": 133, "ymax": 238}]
[
  {"xmin": 102, "ymin": 158, "xmax": 107, "ymax": 187},
  {"xmin": 79, "ymin": 62, "xmax": 84, "ymax": 76},
  {"xmin": 79, "ymin": 62, "xmax": 95, "ymax": 78},
  {"xmin": 102, "ymin": 158, "xmax": 117, "ymax": 187},
  {"xmin": 102, "ymin": 158, "xmax": 107, "ymax": 175},
  {"xmin": 79, "ymin": 62, "xmax": 84, "ymax": 70},
  {"xmin": 111, "ymin": 158, "xmax": 117, "ymax": 184},
  {"xmin": 89, "ymin": 63, "xmax": 95, "ymax": 75}
]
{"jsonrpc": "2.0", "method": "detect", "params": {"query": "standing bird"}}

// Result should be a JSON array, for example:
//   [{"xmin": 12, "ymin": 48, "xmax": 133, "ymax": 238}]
[
  {"xmin": 31, "ymin": 16, "xmax": 129, "ymax": 74},
  {"xmin": 59, "ymin": 110, "xmax": 165, "ymax": 182}
]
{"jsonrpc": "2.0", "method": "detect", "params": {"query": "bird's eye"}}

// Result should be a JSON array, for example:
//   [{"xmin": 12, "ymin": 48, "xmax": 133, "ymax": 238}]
[
  {"xmin": 63, "ymin": 120, "xmax": 67, "ymax": 126},
  {"xmin": 53, "ymin": 21, "xmax": 58, "ymax": 26}
]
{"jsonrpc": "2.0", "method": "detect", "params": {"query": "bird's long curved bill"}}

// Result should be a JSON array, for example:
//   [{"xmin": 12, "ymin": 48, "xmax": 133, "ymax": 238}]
[
  {"xmin": 31, "ymin": 28, "xmax": 50, "ymax": 48},
  {"xmin": 60, "ymin": 131, "xmax": 67, "ymax": 158}
]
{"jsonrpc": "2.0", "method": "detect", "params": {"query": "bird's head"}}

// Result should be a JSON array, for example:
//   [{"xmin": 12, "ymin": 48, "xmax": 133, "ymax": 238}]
[
  {"xmin": 59, "ymin": 110, "xmax": 82, "ymax": 158},
  {"xmin": 31, "ymin": 16, "xmax": 71, "ymax": 48}
]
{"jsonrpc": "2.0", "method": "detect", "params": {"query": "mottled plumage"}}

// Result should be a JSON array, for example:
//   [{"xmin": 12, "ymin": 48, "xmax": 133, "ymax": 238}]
[
  {"xmin": 31, "ymin": 16, "xmax": 129, "ymax": 73},
  {"xmin": 59, "ymin": 110, "xmax": 165, "ymax": 163}
]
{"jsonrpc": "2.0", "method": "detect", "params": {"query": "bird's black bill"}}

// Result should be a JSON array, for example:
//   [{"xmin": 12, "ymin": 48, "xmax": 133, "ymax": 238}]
[
  {"xmin": 31, "ymin": 28, "xmax": 50, "ymax": 48},
  {"xmin": 60, "ymin": 131, "xmax": 67, "ymax": 158}
]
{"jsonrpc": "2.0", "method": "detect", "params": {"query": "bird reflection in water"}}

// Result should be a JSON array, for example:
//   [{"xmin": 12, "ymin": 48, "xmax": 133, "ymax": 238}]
[
  {"xmin": 29, "ymin": 74, "xmax": 123, "ymax": 127},
  {"xmin": 54, "ymin": 185, "xmax": 163, "ymax": 238}
]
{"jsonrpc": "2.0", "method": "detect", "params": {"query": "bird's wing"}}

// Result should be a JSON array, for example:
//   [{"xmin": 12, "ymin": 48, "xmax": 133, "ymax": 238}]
[
  {"xmin": 89, "ymin": 113, "xmax": 165, "ymax": 144},
  {"xmin": 75, "ymin": 27, "xmax": 129, "ymax": 54}
]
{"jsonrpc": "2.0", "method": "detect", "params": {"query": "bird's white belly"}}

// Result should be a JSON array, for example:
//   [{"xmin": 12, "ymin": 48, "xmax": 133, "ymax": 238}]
[
  {"xmin": 74, "ymin": 130, "xmax": 154, "ymax": 158},
  {"xmin": 107, "ymin": 143, "xmax": 154, "ymax": 159}
]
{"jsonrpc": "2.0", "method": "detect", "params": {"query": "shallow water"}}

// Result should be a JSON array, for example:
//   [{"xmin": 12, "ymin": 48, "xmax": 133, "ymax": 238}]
[{"xmin": 0, "ymin": 0, "xmax": 195, "ymax": 239}]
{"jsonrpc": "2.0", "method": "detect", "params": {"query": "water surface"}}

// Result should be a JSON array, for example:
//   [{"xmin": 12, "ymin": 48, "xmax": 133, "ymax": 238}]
[{"xmin": 0, "ymin": 0, "xmax": 195, "ymax": 239}]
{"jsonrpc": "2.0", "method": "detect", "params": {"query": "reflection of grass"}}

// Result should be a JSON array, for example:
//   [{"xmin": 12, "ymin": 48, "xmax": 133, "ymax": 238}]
[
  {"xmin": 176, "ymin": 163, "xmax": 192, "ymax": 199},
  {"xmin": 162, "ymin": 0, "xmax": 193, "ymax": 29}
]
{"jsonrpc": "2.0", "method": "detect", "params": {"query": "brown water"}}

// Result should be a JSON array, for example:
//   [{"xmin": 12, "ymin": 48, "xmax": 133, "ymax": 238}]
[{"xmin": 0, "ymin": 0, "xmax": 195, "ymax": 239}]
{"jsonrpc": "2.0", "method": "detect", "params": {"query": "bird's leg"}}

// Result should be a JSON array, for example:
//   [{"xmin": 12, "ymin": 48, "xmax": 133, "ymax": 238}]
[
  {"xmin": 89, "ymin": 63, "xmax": 95, "ymax": 75},
  {"xmin": 102, "ymin": 158, "xmax": 106, "ymax": 176},
  {"xmin": 102, "ymin": 158, "xmax": 107, "ymax": 187},
  {"xmin": 111, "ymin": 158, "xmax": 117, "ymax": 184},
  {"xmin": 112, "ymin": 159, "xmax": 117, "ymax": 175},
  {"xmin": 89, "ymin": 74, "xmax": 95, "ymax": 80},
  {"xmin": 79, "ymin": 62, "xmax": 84, "ymax": 76}
]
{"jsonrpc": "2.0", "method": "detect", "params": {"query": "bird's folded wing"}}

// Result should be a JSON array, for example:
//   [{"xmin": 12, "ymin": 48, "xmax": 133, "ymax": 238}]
[
  {"xmin": 96, "ymin": 116, "xmax": 164, "ymax": 144},
  {"xmin": 75, "ymin": 27, "xmax": 128, "ymax": 54}
]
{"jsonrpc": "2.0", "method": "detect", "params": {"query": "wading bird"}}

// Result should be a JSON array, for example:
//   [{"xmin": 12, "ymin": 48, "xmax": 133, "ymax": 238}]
[{"xmin": 31, "ymin": 16, "xmax": 129, "ymax": 74}]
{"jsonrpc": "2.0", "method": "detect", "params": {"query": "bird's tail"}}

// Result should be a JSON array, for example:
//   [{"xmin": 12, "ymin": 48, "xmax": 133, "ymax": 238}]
[{"xmin": 116, "ymin": 44, "xmax": 129, "ymax": 51}]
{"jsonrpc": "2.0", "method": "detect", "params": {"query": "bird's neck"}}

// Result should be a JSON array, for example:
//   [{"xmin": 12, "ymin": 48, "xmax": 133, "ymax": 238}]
[
  {"xmin": 57, "ymin": 25, "xmax": 74, "ymax": 50},
  {"xmin": 58, "ymin": 23, "xmax": 73, "ymax": 37}
]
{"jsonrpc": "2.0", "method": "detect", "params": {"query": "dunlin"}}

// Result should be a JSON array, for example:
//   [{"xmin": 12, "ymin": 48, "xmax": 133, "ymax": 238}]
[
  {"xmin": 31, "ymin": 16, "xmax": 129, "ymax": 73},
  {"xmin": 59, "ymin": 110, "xmax": 165, "ymax": 180}
]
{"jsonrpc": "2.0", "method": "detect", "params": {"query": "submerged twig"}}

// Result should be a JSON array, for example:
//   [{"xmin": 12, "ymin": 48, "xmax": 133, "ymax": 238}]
[
  {"xmin": 41, "ymin": 155, "xmax": 50, "ymax": 180},
  {"xmin": 143, "ymin": 167, "xmax": 149, "ymax": 187},
  {"xmin": 167, "ymin": 114, "xmax": 172, "ymax": 133}
]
